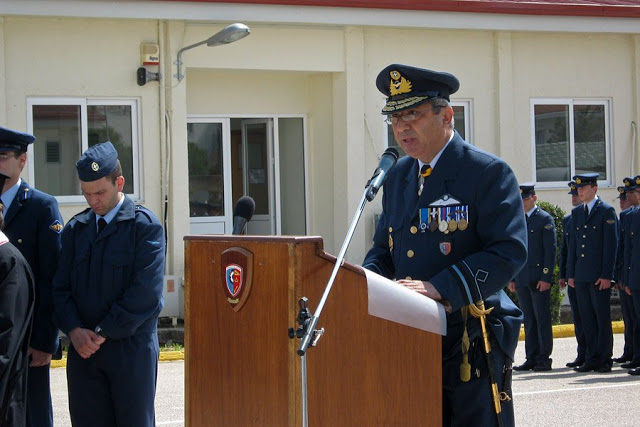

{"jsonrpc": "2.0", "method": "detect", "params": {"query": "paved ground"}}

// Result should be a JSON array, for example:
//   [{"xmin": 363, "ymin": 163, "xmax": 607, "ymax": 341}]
[{"xmin": 50, "ymin": 334, "xmax": 640, "ymax": 426}]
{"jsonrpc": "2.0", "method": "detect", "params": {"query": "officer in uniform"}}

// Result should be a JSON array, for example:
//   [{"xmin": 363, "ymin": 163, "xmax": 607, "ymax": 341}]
[
  {"xmin": 559, "ymin": 181, "xmax": 586, "ymax": 367},
  {"xmin": 509, "ymin": 183, "xmax": 556, "ymax": 372},
  {"xmin": 0, "ymin": 126, "xmax": 63, "ymax": 427},
  {"xmin": 363, "ymin": 64, "xmax": 526, "ymax": 426},
  {"xmin": 615, "ymin": 177, "xmax": 639, "ymax": 366},
  {"xmin": 567, "ymin": 173, "xmax": 618, "ymax": 373},
  {"xmin": 625, "ymin": 179, "xmax": 640, "ymax": 375},
  {"xmin": 52, "ymin": 141, "xmax": 165, "ymax": 426}
]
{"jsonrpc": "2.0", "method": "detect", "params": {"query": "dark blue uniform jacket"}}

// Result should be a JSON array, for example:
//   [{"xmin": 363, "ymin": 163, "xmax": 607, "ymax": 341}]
[
  {"xmin": 566, "ymin": 198, "xmax": 618, "ymax": 283},
  {"xmin": 3, "ymin": 181, "xmax": 62, "ymax": 354},
  {"xmin": 52, "ymin": 196, "xmax": 164, "ymax": 340},
  {"xmin": 626, "ymin": 207, "xmax": 640, "ymax": 290},
  {"xmin": 559, "ymin": 215, "xmax": 571, "ymax": 280},
  {"xmin": 363, "ymin": 132, "xmax": 527, "ymax": 357},
  {"xmin": 617, "ymin": 207, "xmax": 634, "ymax": 285},
  {"xmin": 514, "ymin": 206, "xmax": 556, "ymax": 286}
]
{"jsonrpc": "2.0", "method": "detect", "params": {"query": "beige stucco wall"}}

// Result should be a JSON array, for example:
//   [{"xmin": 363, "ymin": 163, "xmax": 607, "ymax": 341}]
[
  {"xmin": 0, "ymin": 16, "xmax": 164, "ymax": 223},
  {"xmin": 0, "ymin": 14, "xmax": 638, "ymax": 295}
]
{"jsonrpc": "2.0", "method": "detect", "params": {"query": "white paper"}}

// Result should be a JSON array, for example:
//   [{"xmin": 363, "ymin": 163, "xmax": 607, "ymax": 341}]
[{"xmin": 364, "ymin": 269, "xmax": 447, "ymax": 336}]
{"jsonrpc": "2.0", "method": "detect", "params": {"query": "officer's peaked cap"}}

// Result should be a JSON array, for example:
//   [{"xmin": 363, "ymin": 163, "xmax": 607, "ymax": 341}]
[{"xmin": 377, "ymin": 64, "xmax": 460, "ymax": 114}]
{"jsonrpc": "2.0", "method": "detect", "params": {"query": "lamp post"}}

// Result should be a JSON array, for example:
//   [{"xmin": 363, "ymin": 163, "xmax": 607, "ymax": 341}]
[{"xmin": 174, "ymin": 23, "xmax": 250, "ymax": 82}]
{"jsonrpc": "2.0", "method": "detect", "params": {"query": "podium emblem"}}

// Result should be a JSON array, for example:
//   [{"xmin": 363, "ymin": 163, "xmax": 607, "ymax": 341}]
[
  {"xmin": 225, "ymin": 264, "xmax": 243, "ymax": 297},
  {"xmin": 221, "ymin": 247, "xmax": 254, "ymax": 311}
]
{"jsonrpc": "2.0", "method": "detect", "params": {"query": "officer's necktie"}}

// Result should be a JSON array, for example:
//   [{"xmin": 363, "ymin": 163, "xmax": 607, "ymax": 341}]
[
  {"xmin": 418, "ymin": 164, "xmax": 432, "ymax": 196},
  {"xmin": 97, "ymin": 218, "xmax": 107, "ymax": 234},
  {"xmin": 584, "ymin": 204, "xmax": 589, "ymax": 217}
]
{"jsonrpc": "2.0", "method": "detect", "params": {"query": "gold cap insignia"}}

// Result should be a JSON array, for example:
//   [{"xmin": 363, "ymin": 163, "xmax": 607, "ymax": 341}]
[
  {"xmin": 91, "ymin": 161, "xmax": 100, "ymax": 172},
  {"xmin": 389, "ymin": 70, "xmax": 413, "ymax": 96},
  {"xmin": 543, "ymin": 267, "xmax": 549, "ymax": 274},
  {"xmin": 576, "ymin": 178, "xmax": 582, "ymax": 184},
  {"xmin": 636, "ymin": 177, "xmax": 640, "ymax": 185}
]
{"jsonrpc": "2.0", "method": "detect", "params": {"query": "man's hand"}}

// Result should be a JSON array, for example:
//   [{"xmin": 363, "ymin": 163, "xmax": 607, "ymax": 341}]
[
  {"xmin": 626, "ymin": 286, "xmax": 633, "ymax": 296},
  {"xmin": 595, "ymin": 278, "xmax": 612, "ymax": 291},
  {"xmin": 28, "ymin": 347, "xmax": 52, "ymax": 367},
  {"xmin": 568, "ymin": 278, "xmax": 575, "ymax": 288},
  {"xmin": 396, "ymin": 279, "xmax": 442, "ymax": 300},
  {"xmin": 537, "ymin": 280, "xmax": 551, "ymax": 292},
  {"xmin": 559, "ymin": 278, "xmax": 566, "ymax": 290},
  {"xmin": 508, "ymin": 281, "xmax": 515, "ymax": 293},
  {"xmin": 69, "ymin": 327, "xmax": 105, "ymax": 359}
]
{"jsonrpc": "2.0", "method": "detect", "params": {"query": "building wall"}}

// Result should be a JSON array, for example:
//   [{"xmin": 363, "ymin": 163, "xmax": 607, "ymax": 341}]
[{"xmin": 0, "ymin": 15, "xmax": 638, "ymax": 295}]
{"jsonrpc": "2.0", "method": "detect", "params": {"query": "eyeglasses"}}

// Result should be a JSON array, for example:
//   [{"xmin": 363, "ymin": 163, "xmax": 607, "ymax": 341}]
[{"xmin": 384, "ymin": 109, "xmax": 427, "ymax": 125}]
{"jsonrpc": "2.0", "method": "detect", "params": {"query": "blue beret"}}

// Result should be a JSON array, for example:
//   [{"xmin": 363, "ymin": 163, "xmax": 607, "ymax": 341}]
[
  {"xmin": 76, "ymin": 141, "xmax": 118, "ymax": 182},
  {"xmin": 572, "ymin": 173, "xmax": 599, "ymax": 187},
  {"xmin": 376, "ymin": 64, "xmax": 460, "ymax": 114},
  {"xmin": 567, "ymin": 181, "xmax": 578, "ymax": 195},
  {"xmin": 519, "ymin": 182, "xmax": 536, "ymax": 198},
  {"xmin": 0, "ymin": 126, "xmax": 35, "ymax": 152}
]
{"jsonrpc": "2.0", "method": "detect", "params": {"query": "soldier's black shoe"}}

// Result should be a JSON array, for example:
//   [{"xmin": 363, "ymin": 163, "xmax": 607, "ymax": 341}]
[
  {"xmin": 613, "ymin": 355, "xmax": 632, "ymax": 363},
  {"xmin": 628, "ymin": 368, "xmax": 640, "ymax": 376},
  {"xmin": 533, "ymin": 359, "xmax": 552, "ymax": 372},
  {"xmin": 574, "ymin": 362, "xmax": 599, "ymax": 372},
  {"xmin": 566, "ymin": 358, "xmax": 585, "ymax": 368},
  {"xmin": 596, "ymin": 362, "xmax": 612, "ymax": 373},
  {"xmin": 513, "ymin": 361, "xmax": 536, "ymax": 371},
  {"xmin": 621, "ymin": 361, "xmax": 640, "ymax": 369}
]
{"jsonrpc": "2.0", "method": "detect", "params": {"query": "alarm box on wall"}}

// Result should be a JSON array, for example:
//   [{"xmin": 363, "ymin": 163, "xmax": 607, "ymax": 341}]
[{"xmin": 140, "ymin": 43, "xmax": 159, "ymax": 66}]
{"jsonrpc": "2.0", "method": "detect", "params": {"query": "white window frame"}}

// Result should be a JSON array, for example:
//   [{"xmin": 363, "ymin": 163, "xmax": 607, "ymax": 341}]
[
  {"xmin": 26, "ymin": 97, "xmax": 142, "ymax": 203},
  {"xmin": 530, "ymin": 98, "xmax": 612, "ymax": 189},
  {"xmin": 385, "ymin": 99, "xmax": 473, "ymax": 149}
]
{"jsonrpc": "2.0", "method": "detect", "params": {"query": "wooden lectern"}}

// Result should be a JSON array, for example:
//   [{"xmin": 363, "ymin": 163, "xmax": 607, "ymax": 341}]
[{"xmin": 184, "ymin": 235, "xmax": 442, "ymax": 426}]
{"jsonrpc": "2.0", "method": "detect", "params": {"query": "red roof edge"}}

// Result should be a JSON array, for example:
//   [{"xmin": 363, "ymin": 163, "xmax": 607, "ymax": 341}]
[{"xmin": 166, "ymin": 0, "xmax": 640, "ymax": 19}]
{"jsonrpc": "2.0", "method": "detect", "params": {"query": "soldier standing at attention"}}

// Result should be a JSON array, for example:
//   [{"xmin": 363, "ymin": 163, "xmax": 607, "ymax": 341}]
[
  {"xmin": 363, "ymin": 64, "xmax": 526, "ymax": 426},
  {"xmin": 559, "ymin": 181, "xmax": 586, "ymax": 368},
  {"xmin": 614, "ymin": 177, "xmax": 639, "ymax": 367},
  {"xmin": 0, "ymin": 126, "xmax": 63, "ymax": 427},
  {"xmin": 567, "ymin": 173, "xmax": 618, "ymax": 373},
  {"xmin": 509, "ymin": 183, "xmax": 556, "ymax": 372}
]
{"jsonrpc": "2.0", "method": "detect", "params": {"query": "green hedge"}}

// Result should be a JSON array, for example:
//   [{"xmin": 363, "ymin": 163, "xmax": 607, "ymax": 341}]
[{"xmin": 505, "ymin": 200, "xmax": 566, "ymax": 325}]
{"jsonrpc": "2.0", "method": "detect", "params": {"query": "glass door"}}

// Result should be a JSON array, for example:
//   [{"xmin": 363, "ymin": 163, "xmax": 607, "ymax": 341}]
[{"xmin": 231, "ymin": 118, "xmax": 275, "ymax": 235}]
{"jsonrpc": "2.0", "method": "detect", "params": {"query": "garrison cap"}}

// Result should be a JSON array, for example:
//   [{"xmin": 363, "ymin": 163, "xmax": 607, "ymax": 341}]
[
  {"xmin": 377, "ymin": 64, "xmax": 460, "ymax": 114},
  {"xmin": 519, "ymin": 182, "xmax": 536, "ymax": 198},
  {"xmin": 76, "ymin": 141, "xmax": 118, "ymax": 182},
  {"xmin": 0, "ymin": 126, "xmax": 35, "ymax": 152},
  {"xmin": 617, "ymin": 186, "xmax": 627, "ymax": 200},
  {"xmin": 572, "ymin": 173, "xmax": 599, "ymax": 187},
  {"xmin": 623, "ymin": 176, "xmax": 638, "ymax": 191},
  {"xmin": 567, "ymin": 181, "xmax": 578, "ymax": 195}
]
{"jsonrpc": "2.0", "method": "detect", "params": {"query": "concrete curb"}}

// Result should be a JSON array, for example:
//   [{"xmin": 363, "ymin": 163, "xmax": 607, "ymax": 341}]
[
  {"xmin": 518, "ymin": 320, "xmax": 625, "ymax": 341},
  {"xmin": 50, "ymin": 350, "xmax": 185, "ymax": 369},
  {"xmin": 50, "ymin": 323, "xmax": 627, "ymax": 368}
]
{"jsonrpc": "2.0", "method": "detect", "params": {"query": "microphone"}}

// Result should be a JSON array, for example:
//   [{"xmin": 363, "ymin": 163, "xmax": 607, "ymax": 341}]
[
  {"xmin": 365, "ymin": 147, "xmax": 399, "ymax": 201},
  {"xmin": 232, "ymin": 196, "xmax": 256, "ymax": 235}
]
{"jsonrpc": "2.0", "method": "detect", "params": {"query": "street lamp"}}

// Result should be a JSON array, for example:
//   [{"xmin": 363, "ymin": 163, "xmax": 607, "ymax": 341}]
[{"xmin": 174, "ymin": 23, "xmax": 250, "ymax": 82}]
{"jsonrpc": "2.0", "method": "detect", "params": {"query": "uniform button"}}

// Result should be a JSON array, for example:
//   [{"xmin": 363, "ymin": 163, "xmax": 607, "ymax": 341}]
[
  {"xmin": 582, "ymin": 245, "xmax": 585, "ymax": 248},
  {"xmin": 536, "ymin": 263, "xmax": 540, "ymax": 267},
  {"xmin": 407, "ymin": 250, "xmax": 415, "ymax": 258},
  {"xmin": 17, "ymin": 239, "xmax": 22, "ymax": 244},
  {"xmin": 581, "ymin": 254, "xmax": 585, "ymax": 257},
  {"xmin": 584, "ymin": 225, "xmax": 587, "ymax": 228},
  {"xmin": 530, "ymin": 229, "xmax": 534, "ymax": 233},
  {"xmin": 583, "ymin": 235, "xmax": 586, "ymax": 238},
  {"xmin": 388, "ymin": 227, "xmax": 393, "ymax": 233},
  {"xmin": 410, "ymin": 226, "xmax": 418, "ymax": 234},
  {"xmin": 405, "ymin": 276, "xmax": 412, "ymax": 280}
]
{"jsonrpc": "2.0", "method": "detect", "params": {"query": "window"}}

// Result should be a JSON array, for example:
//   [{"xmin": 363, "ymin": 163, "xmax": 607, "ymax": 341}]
[
  {"xmin": 386, "ymin": 100, "xmax": 472, "ymax": 156},
  {"xmin": 27, "ymin": 98, "xmax": 140, "ymax": 202},
  {"xmin": 532, "ymin": 99, "xmax": 611, "ymax": 186}
]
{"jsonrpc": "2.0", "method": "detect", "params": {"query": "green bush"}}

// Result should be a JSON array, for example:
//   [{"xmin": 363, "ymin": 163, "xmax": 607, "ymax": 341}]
[{"xmin": 505, "ymin": 200, "xmax": 566, "ymax": 324}]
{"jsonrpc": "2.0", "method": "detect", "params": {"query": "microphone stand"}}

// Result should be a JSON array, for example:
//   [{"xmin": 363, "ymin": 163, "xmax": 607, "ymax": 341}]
[{"xmin": 288, "ymin": 184, "xmax": 373, "ymax": 427}]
